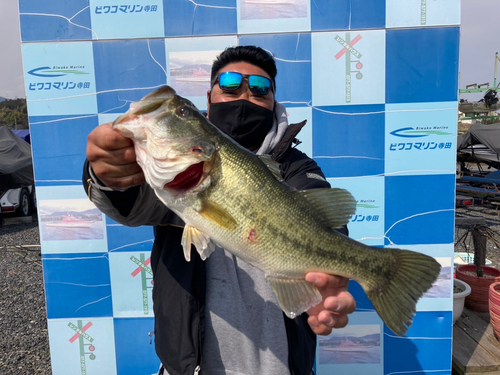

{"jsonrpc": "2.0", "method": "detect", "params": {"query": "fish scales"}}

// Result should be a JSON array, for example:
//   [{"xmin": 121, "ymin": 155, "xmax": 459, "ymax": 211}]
[
  {"xmin": 113, "ymin": 85, "xmax": 441, "ymax": 336},
  {"xmin": 207, "ymin": 139, "xmax": 346, "ymax": 274},
  {"xmin": 213, "ymin": 137, "xmax": 393, "ymax": 282}
]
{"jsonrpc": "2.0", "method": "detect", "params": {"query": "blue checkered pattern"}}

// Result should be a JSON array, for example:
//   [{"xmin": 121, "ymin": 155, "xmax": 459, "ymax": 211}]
[{"xmin": 19, "ymin": 0, "xmax": 459, "ymax": 373}]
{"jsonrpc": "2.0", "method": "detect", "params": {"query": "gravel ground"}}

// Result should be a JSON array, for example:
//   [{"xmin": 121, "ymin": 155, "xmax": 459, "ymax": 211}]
[
  {"xmin": 0, "ymin": 200, "xmax": 499, "ymax": 375},
  {"xmin": 0, "ymin": 214, "xmax": 51, "ymax": 375}
]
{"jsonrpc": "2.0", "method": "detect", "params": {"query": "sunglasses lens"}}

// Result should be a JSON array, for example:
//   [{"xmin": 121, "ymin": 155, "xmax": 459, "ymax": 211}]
[
  {"xmin": 219, "ymin": 72, "xmax": 243, "ymax": 91},
  {"xmin": 217, "ymin": 72, "xmax": 272, "ymax": 95},
  {"xmin": 248, "ymin": 75, "xmax": 271, "ymax": 95}
]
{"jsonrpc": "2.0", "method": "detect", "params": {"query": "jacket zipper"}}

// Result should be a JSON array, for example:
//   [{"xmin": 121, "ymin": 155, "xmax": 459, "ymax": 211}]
[{"xmin": 195, "ymin": 297, "xmax": 203, "ymax": 375}]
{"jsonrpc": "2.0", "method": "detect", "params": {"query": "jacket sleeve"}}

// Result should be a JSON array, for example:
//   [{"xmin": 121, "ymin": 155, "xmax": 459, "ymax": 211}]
[
  {"xmin": 280, "ymin": 148, "xmax": 330, "ymax": 190},
  {"xmin": 280, "ymin": 149, "xmax": 349, "ymax": 236},
  {"xmin": 82, "ymin": 159, "xmax": 176, "ymax": 227}
]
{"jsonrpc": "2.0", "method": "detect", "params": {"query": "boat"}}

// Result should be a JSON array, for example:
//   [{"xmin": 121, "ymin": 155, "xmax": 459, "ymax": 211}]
[
  {"xmin": 323, "ymin": 337, "xmax": 372, "ymax": 352},
  {"xmin": 46, "ymin": 213, "xmax": 94, "ymax": 228},
  {"xmin": 457, "ymin": 123, "xmax": 500, "ymax": 169},
  {"xmin": 459, "ymin": 101, "xmax": 500, "ymax": 114},
  {"xmin": 458, "ymin": 144, "xmax": 500, "ymax": 165},
  {"xmin": 174, "ymin": 67, "xmax": 211, "ymax": 83},
  {"xmin": 459, "ymin": 89, "xmax": 500, "ymax": 114}
]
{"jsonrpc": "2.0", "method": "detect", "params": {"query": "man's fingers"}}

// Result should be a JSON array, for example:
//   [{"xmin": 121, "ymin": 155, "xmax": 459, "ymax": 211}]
[
  {"xmin": 92, "ymin": 163, "xmax": 145, "ymax": 188},
  {"xmin": 305, "ymin": 272, "xmax": 349, "ymax": 289},
  {"xmin": 323, "ymin": 293, "xmax": 356, "ymax": 315},
  {"xmin": 308, "ymin": 314, "xmax": 350, "ymax": 336},
  {"xmin": 87, "ymin": 123, "xmax": 133, "ymax": 151},
  {"xmin": 305, "ymin": 272, "xmax": 356, "ymax": 335},
  {"xmin": 308, "ymin": 310, "xmax": 350, "ymax": 336},
  {"xmin": 107, "ymin": 172, "xmax": 146, "ymax": 189},
  {"xmin": 317, "ymin": 310, "xmax": 349, "ymax": 329},
  {"xmin": 86, "ymin": 122, "xmax": 145, "ymax": 188},
  {"xmin": 308, "ymin": 316, "xmax": 331, "ymax": 335},
  {"xmin": 92, "ymin": 161, "xmax": 143, "ymax": 179}
]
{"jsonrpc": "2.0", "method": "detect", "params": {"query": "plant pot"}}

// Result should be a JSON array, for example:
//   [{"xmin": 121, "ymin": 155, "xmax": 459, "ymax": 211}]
[
  {"xmin": 453, "ymin": 278, "xmax": 471, "ymax": 324},
  {"xmin": 490, "ymin": 281, "xmax": 500, "ymax": 341},
  {"xmin": 456, "ymin": 265, "xmax": 500, "ymax": 312}
]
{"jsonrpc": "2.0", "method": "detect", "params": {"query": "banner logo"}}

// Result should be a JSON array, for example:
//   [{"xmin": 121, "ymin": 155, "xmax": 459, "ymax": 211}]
[
  {"xmin": 390, "ymin": 127, "xmax": 453, "ymax": 138},
  {"xmin": 27, "ymin": 66, "xmax": 89, "ymax": 78}
]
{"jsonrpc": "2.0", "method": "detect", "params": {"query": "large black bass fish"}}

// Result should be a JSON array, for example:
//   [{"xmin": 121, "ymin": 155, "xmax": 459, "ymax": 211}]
[{"xmin": 113, "ymin": 86, "xmax": 441, "ymax": 336}]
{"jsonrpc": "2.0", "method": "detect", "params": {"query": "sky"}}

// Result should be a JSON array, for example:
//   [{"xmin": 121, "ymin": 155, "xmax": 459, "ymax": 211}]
[{"xmin": 0, "ymin": 0, "xmax": 499, "ymax": 100}]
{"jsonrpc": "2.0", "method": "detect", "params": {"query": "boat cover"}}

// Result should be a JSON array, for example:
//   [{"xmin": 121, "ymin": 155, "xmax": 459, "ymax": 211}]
[
  {"xmin": 457, "ymin": 123, "xmax": 500, "ymax": 155},
  {"xmin": 0, "ymin": 126, "xmax": 34, "ymax": 191}
]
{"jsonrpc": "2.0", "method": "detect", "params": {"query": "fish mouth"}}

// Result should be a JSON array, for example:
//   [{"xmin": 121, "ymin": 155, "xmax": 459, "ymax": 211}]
[{"xmin": 163, "ymin": 161, "xmax": 206, "ymax": 192}]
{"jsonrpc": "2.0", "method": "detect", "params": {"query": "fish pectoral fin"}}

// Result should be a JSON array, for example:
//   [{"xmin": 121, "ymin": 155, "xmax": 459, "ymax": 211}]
[
  {"xmin": 258, "ymin": 155, "xmax": 283, "ymax": 182},
  {"xmin": 181, "ymin": 225, "xmax": 216, "ymax": 262},
  {"xmin": 197, "ymin": 200, "xmax": 238, "ymax": 231},
  {"xmin": 298, "ymin": 188, "xmax": 356, "ymax": 229},
  {"xmin": 267, "ymin": 276, "xmax": 322, "ymax": 319}
]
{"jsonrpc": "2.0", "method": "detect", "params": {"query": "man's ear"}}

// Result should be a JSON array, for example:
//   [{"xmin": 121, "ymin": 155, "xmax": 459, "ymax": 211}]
[{"xmin": 206, "ymin": 90, "xmax": 211, "ymax": 117}]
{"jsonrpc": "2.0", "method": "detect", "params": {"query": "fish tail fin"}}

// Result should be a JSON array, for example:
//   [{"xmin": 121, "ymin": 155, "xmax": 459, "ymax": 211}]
[{"xmin": 365, "ymin": 249, "xmax": 441, "ymax": 336}]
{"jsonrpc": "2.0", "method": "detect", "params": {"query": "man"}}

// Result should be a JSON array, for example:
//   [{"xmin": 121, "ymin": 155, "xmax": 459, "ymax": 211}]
[{"xmin": 83, "ymin": 45, "xmax": 356, "ymax": 375}]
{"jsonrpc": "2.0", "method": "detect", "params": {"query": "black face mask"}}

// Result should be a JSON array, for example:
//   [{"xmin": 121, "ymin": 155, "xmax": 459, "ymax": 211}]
[{"xmin": 208, "ymin": 100, "xmax": 274, "ymax": 149}]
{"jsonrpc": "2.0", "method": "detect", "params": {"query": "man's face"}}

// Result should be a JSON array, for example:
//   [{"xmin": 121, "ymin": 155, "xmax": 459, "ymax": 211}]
[{"xmin": 206, "ymin": 62, "xmax": 275, "ymax": 117}]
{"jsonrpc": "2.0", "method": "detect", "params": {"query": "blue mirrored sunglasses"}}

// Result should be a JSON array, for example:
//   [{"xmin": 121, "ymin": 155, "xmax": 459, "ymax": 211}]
[{"xmin": 212, "ymin": 72, "xmax": 275, "ymax": 95}]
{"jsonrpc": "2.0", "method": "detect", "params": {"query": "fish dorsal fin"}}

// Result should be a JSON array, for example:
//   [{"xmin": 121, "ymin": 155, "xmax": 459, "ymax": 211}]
[
  {"xmin": 129, "ymin": 86, "xmax": 177, "ymax": 115},
  {"xmin": 181, "ymin": 225, "xmax": 216, "ymax": 261},
  {"xmin": 142, "ymin": 85, "xmax": 177, "ymax": 100},
  {"xmin": 267, "ymin": 276, "xmax": 322, "ymax": 318},
  {"xmin": 258, "ymin": 155, "xmax": 283, "ymax": 182},
  {"xmin": 197, "ymin": 200, "xmax": 238, "ymax": 231},
  {"xmin": 298, "ymin": 188, "xmax": 356, "ymax": 229}
]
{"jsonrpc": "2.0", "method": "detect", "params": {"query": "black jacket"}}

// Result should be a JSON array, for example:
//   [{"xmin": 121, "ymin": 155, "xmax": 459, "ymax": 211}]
[{"xmin": 83, "ymin": 121, "xmax": 348, "ymax": 375}]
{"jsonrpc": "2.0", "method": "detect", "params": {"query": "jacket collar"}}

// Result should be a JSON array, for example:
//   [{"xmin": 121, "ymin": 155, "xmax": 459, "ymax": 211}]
[{"xmin": 270, "ymin": 120, "xmax": 307, "ymax": 161}]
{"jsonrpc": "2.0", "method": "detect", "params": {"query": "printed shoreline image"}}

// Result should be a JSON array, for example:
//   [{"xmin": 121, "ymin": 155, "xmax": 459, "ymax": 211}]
[
  {"xmin": 40, "ymin": 199, "xmax": 104, "ymax": 241},
  {"xmin": 423, "ymin": 257, "xmax": 452, "ymax": 298},
  {"xmin": 318, "ymin": 324, "xmax": 381, "ymax": 365},
  {"xmin": 240, "ymin": 0, "xmax": 307, "ymax": 20},
  {"xmin": 169, "ymin": 50, "xmax": 218, "ymax": 97}
]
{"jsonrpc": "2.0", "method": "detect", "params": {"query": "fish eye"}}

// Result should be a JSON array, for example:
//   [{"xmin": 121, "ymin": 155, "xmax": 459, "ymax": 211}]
[{"xmin": 177, "ymin": 106, "xmax": 189, "ymax": 117}]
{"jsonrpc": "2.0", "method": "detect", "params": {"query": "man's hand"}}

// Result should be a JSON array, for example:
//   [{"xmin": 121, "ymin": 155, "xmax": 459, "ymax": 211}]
[
  {"xmin": 305, "ymin": 272, "xmax": 356, "ymax": 335},
  {"xmin": 87, "ymin": 123, "xmax": 145, "ymax": 188}
]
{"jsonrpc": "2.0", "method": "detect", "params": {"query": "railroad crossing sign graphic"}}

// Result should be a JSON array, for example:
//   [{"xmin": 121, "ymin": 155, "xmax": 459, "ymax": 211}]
[
  {"xmin": 421, "ymin": 0, "xmax": 427, "ymax": 25},
  {"xmin": 334, "ymin": 32, "xmax": 363, "ymax": 103},
  {"xmin": 68, "ymin": 320, "xmax": 96, "ymax": 375},
  {"xmin": 130, "ymin": 254, "xmax": 153, "ymax": 314}
]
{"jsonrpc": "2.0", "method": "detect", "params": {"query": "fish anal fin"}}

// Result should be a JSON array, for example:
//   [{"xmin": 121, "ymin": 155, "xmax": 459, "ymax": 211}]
[
  {"xmin": 299, "ymin": 188, "xmax": 356, "ymax": 229},
  {"xmin": 197, "ymin": 200, "xmax": 238, "ymax": 231},
  {"xmin": 181, "ymin": 225, "xmax": 216, "ymax": 262},
  {"xmin": 267, "ymin": 276, "xmax": 322, "ymax": 318}
]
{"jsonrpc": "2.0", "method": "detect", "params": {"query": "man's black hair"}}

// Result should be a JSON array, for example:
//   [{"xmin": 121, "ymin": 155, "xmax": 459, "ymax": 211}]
[{"xmin": 210, "ymin": 45, "xmax": 277, "ymax": 92}]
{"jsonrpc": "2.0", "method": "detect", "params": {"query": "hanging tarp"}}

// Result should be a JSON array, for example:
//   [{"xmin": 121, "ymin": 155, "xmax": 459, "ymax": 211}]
[{"xmin": 0, "ymin": 126, "xmax": 34, "ymax": 191}]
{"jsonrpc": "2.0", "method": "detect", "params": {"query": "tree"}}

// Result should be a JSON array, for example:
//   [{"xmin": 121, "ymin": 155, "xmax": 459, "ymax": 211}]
[{"xmin": 0, "ymin": 99, "xmax": 28, "ymax": 129}]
